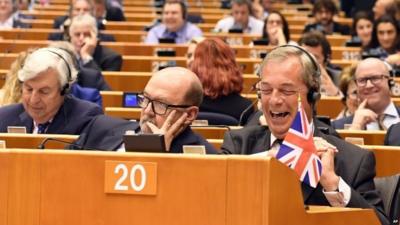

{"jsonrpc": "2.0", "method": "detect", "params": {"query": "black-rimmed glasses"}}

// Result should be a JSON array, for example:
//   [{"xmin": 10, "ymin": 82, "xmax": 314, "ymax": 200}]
[
  {"xmin": 137, "ymin": 94, "xmax": 192, "ymax": 115},
  {"xmin": 355, "ymin": 75, "xmax": 389, "ymax": 87}
]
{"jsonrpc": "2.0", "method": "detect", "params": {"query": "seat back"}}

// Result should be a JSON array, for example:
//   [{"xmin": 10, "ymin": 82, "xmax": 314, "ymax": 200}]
[
  {"xmin": 196, "ymin": 112, "xmax": 239, "ymax": 126},
  {"xmin": 374, "ymin": 174, "xmax": 400, "ymax": 225}
]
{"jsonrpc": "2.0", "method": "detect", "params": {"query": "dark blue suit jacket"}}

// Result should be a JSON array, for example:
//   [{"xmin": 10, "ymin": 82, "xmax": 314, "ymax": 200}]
[
  {"xmin": 77, "ymin": 66, "xmax": 111, "ymax": 91},
  {"xmin": 303, "ymin": 22, "xmax": 350, "ymax": 35},
  {"xmin": 0, "ymin": 95, "xmax": 103, "ymax": 134},
  {"xmin": 73, "ymin": 117, "xmax": 217, "ymax": 154},
  {"xmin": 384, "ymin": 122, "xmax": 400, "ymax": 146},
  {"xmin": 83, "ymin": 44, "xmax": 122, "ymax": 71},
  {"xmin": 220, "ymin": 125, "xmax": 389, "ymax": 225},
  {"xmin": 332, "ymin": 106, "xmax": 400, "ymax": 129}
]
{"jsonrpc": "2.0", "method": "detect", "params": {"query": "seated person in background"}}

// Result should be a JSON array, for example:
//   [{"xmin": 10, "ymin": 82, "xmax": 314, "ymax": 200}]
[
  {"xmin": 365, "ymin": 15, "xmax": 400, "ymax": 67},
  {"xmin": 349, "ymin": 11, "xmax": 374, "ymax": 50},
  {"xmin": 299, "ymin": 31, "xmax": 342, "ymax": 96},
  {"xmin": 0, "ymin": 0, "xmax": 30, "ymax": 29},
  {"xmin": 186, "ymin": 37, "xmax": 205, "ymax": 68},
  {"xmin": 49, "ymin": 0, "xmax": 115, "ymax": 42},
  {"xmin": 0, "ymin": 47, "xmax": 103, "ymax": 134},
  {"xmin": 73, "ymin": 67, "xmax": 218, "ymax": 153},
  {"xmin": 384, "ymin": 121, "xmax": 400, "ymax": 145},
  {"xmin": 332, "ymin": 58, "xmax": 400, "ymax": 130},
  {"xmin": 336, "ymin": 64, "xmax": 359, "ymax": 120},
  {"xmin": 145, "ymin": 0, "xmax": 203, "ymax": 44},
  {"xmin": 303, "ymin": 0, "xmax": 350, "ymax": 35},
  {"xmin": 258, "ymin": 11, "xmax": 295, "ymax": 46},
  {"xmin": 0, "ymin": 47, "xmax": 104, "ymax": 107},
  {"xmin": 214, "ymin": 0, "xmax": 264, "ymax": 35},
  {"xmin": 220, "ymin": 45, "xmax": 388, "ymax": 225},
  {"xmin": 69, "ymin": 14, "xmax": 122, "ymax": 71},
  {"xmin": 189, "ymin": 38, "xmax": 254, "ymax": 123},
  {"xmin": 373, "ymin": 0, "xmax": 398, "ymax": 20},
  {"xmin": 48, "ymin": 41, "xmax": 111, "ymax": 91},
  {"xmin": 251, "ymin": 0, "xmax": 272, "ymax": 20},
  {"xmin": 93, "ymin": 0, "xmax": 125, "ymax": 22}
]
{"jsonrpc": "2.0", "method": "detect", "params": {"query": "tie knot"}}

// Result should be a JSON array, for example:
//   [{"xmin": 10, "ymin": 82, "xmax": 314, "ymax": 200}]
[
  {"xmin": 378, "ymin": 114, "xmax": 387, "ymax": 130},
  {"xmin": 38, "ymin": 122, "xmax": 50, "ymax": 134},
  {"xmin": 167, "ymin": 32, "xmax": 177, "ymax": 39}
]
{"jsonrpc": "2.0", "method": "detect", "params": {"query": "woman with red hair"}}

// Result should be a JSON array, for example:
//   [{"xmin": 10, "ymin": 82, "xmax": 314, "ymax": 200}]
[{"xmin": 189, "ymin": 38, "xmax": 254, "ymax": 123}]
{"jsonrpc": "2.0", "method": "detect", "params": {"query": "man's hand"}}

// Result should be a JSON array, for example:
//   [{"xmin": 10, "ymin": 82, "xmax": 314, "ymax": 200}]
[
  {"xmin": 350, "ymin": 99, "xmax": 377, "ymax": 130},
  {"xmin": 314, "ymin": 137, "xmax": 340, "ymax": 191},
  {"xmin": 320, "ymin": 65, "xmax": 340, "ymax": 96},
  {"xmin": 146, "ymin": 110, "xmax": 187, "ymax": 151},
  {"xmin": 80, "ymin": 30, "xmax": 97, "ymax": 61}
]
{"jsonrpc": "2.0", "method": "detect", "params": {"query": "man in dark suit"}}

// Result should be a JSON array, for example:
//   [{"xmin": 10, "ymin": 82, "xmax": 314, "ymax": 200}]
[
  {"xmin": 221, "ymin": 45, "xmax": 389, "ymax": 225},
  {"xmin": 332, "ymin": 58, "xmax": 400, "ymax": 130},
  {"xmin": 69, "ymin": 14, "xmax": 122, "ymax": 71},
  {"xmin": 0, "ymin": 47, "xmax": 103, "ymax": 134},
  {"xmin": 73, "ymin": 67, "xmax": 217, "ymax": 153},
  {"xmin": 384, "ymin": 122, "xmax": 400, "ymax": 145},
  {"xmin": 303, "ymin": 0, "xmax": 350, "ymax": 35}
]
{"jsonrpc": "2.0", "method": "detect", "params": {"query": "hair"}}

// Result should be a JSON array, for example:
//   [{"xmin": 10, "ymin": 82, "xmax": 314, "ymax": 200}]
[
  {"xmin": 261, "ymin": 11, "xmax": 290, "ymax": 43},
  {"xmin": 163, "ymin": 0, "xmax": 187, "ymax": 20},
  {"xmin": 17, "ymin": 47, "xmax": 78, "ymax": 91},
  {"xmin": 352, "ymin": 11, "xmax": 374, "ymax": 36},
  {"xmin": 184, "ymin": 79, "xmax": 204, "ymax": 107},
  {"xmin": 259, "ymin": 45, "xmax": 321, "ymax": 95},
  {"xmin": 312, "ymin": 0, "xmax": 338, "ymax": 15},
  {"xmin": 69, "ymin": 13, "xmax": 98, "ymax": 37},
  {"xmin": 70, "ymin": 0, "xmax": 95, "ymax": 16},
  {"xmin": 339, "ymin": 64, "xmax": 358, "ymax": 102},
  {"xmin": 48, "ymin": 41, "xmax": 79, "ymax": 69},
  {"xmin": 0, "ymin": 49, "xmax": 35, "ymax": 106},
  {"xmin": 298, "ymin": 31, "xmax": 332, "ymax": 64},
  {"xmin": 231, "ymin": 0, "xmax": 253, "ymax": 15},
  {"xmin": 190, "ymin": 38, "xmax": 243, "ymax": 99},
  {"xmin": 368, "ymin": 14, "xmax": 400, "ymax": 54}
]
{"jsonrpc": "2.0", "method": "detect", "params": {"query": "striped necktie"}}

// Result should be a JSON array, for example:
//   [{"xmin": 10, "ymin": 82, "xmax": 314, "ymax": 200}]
[{"xmin": 38, "ymin": 122, "xmax": 50, "ymax": 134}]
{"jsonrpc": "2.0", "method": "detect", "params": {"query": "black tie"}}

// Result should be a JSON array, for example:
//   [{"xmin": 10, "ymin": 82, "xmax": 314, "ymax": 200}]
[{"xmin": 38, "ymin": 122, "xmax": 50, "ymax": 134}]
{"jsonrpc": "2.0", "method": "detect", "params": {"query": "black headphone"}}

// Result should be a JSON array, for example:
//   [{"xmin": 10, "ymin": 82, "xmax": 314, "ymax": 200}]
[
  {"xmin": 383, "ymin": 61, "xmax": 396, "ymax": 89},
  {"xmin": 46, "ymin": 49, "xmax": 73, "ymax": 96}
]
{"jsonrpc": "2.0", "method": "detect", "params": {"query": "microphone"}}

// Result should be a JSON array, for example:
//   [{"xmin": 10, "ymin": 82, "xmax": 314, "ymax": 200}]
[
  {"xmin": 37, "ymin": 137, "xmax": 97, "ymax": 150},
  {"xmin": 238, "ymin": 80, "xmax": 260, "ymax": 126}
]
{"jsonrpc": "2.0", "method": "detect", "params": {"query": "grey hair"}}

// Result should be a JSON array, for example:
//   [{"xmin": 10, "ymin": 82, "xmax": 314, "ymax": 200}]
[
  {"xmin": 17, "ymin": 47, "xmax": 78, "ymax": 90},
  {"xmin": 69, "ymin": 14, "xmax": 98, "ymax": 37},
  {"xmin": 258, "ymin": 45, "xmax": 321, "ymax": 93}
]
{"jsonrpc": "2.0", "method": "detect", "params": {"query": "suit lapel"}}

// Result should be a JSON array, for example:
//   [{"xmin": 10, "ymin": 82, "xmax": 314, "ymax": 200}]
[{"xmin": 19, "ymin": 111, "xmax": 33, "ymax": 133}]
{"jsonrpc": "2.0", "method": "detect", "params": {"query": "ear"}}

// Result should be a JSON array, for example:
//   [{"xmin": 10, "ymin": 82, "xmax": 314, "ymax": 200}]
[{"xmin": 184, "ymin": 106, "xmax": 199, "ymax": 125}]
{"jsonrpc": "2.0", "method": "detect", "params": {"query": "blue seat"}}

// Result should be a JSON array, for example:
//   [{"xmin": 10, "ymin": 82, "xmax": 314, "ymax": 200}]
[{"xmin": 196, "ymin": 112, "xmax": 239, "ymax": 126}]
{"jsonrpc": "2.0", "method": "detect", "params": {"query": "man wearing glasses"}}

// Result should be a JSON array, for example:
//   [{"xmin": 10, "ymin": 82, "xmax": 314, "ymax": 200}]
[
  {"xmin": 73, "ymin": 67, "xmax": 217, "ymax": 153},
  {"xmin": 332, "ymin": 58, "xmax": 400, "ymax": 130},
  {"xmin": 220, "ymin": 46, "xmax": 388, "ymax": 225}
]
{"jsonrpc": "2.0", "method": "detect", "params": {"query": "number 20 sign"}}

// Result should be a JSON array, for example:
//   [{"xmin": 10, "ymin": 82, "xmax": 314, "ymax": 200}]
[{"xmin": 104, "ymin": 161, "xmax": 157, "ymax": 195}]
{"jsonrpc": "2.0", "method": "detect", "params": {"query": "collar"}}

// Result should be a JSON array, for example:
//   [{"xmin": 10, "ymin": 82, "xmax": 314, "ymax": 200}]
[
  {"xmin": 0, "ymin": 15, "xmax": 13, "ymax": 28},
  {"xmin": 383, "ymin": 102, "xmax": 399, "ymax": 118},
  {"xmin": 162, "ymin": 22, "xmax": 187, "ymax": 37}
]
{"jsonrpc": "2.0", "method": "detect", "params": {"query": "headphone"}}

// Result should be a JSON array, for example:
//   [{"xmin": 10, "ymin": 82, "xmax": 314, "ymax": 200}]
[
  {"xmin": 382, "ymin": 61, "xmax": 396, "ymax": 90},
  {"xmin": 46, "ymin": 49, "xmax": 73, "ymax": 96},
  {"xmin": 163, "ymin": 1, "xmax": 187, "ymax": 20},
  {"xmin": 262, "ymin": 45, "xmax": 321, "ymax": 104}
]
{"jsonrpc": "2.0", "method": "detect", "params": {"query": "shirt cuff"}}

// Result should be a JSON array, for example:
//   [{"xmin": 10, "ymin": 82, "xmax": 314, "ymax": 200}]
[
  {"xmin": 81, "ymin": 55, "xmax": 93, "ymax": 65},
  {"xmin": 322, "ymin": 177, "xmax": 351, "ymax": 207}
]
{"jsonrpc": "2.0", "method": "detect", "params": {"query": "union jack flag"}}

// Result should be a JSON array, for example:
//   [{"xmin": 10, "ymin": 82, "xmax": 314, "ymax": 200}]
[{"xmin": 276, "ymin": 96, "xmax": 322, "ymax": 188}]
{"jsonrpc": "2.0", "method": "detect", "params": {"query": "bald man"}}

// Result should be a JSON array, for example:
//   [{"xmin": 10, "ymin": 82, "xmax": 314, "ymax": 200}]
[
  {"xmin": 332, "ymin": 58, "xmax": 400, "ymax": 130},
  {"xmin": 73, "ymin": 67, "xmax": 217, "ymax": 153}
]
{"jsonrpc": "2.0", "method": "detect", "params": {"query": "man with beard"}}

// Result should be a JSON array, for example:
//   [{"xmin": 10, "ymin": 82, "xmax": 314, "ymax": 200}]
[
  {"xmin": 332, "ymin": 58, "xmax": 400, "ymax": 130},
  {"xmin": 145, "ymin": 0, "xmax": 203, "ymax": 44},
  {"xmin": 72, "ymin": 67, "xmax": 217, "ymax": 153},
  {"xmin": 303, "ymin": 0, "xmax": 350, "ymax": 35}
]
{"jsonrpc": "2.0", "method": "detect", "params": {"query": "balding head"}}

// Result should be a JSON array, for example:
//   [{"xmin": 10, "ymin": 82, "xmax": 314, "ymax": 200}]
[
  {"xmin": 150, "ymin": 67, "xmax": 203, "ymax": 106},
  {"xmin": 356, "ymin": 58, "xmax": 389, "ymax": 76}
]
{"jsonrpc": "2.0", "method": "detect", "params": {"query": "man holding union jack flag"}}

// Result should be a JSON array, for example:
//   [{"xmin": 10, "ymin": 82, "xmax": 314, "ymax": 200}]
[{"xmin": 221, "ymin": 45, "xmax": 389, "ymax": 225}]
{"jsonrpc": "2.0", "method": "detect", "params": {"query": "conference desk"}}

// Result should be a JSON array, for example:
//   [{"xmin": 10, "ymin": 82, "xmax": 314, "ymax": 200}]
[
  {"xmin": 0, "ymin": 149, "xmax": 380, "ymax": 225},
  {"xmin": 0, "ymin": 133, "xmax": 77, "ymax": 149}
]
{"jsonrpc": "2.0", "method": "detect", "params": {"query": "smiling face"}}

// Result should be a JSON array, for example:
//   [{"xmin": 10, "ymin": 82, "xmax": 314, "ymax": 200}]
[
  {"xmin": 260, "ymin": 56, "xmax": 312, "ymax": 139},
  {"xmin": 355, "ymin": 58, "xmax": 392, "ymax": 114},
  {"xmin": 356, "ymin": 18, "xmax": 373, "ymax": 47},
  {"xmin": 377, "ymin": 22, "xmax": 397, "ymax": 52},
  {"xmin": 0, "ymin": 0, "xmax": 13, "ymax": 20}
]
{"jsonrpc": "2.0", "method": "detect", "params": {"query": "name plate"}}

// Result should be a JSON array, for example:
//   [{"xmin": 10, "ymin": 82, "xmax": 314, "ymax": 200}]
[{"xmin": 105, "ymin": 161, "xmax": 157, "ymax": 195}]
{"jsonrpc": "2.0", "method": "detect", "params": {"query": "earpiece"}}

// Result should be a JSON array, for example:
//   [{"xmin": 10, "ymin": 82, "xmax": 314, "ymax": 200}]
[
  {"xmin": 46, "ymin": 49, "xmax": 72, "ymax": 96},
  {"xmin": 275, "ymin": 45, "xmax": 321, "ymax": 104},
  {"xmin": 383, "ymin": 60, "xmax": 396, "ymax": 88}
]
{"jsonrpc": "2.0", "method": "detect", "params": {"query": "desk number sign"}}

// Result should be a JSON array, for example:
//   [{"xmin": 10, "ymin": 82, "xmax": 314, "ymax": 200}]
[{"xmin": 105, "ymin": 161, "xmax": 157, "ymax": 195}]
